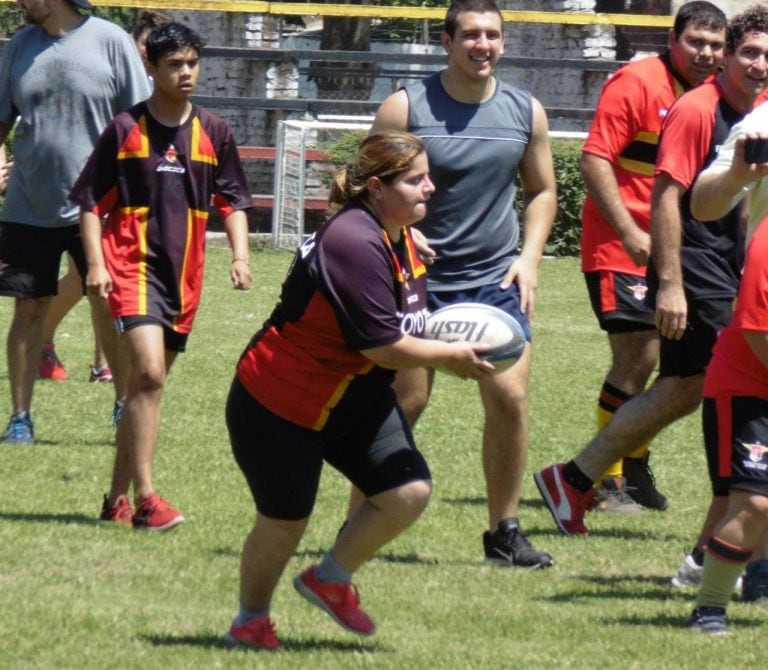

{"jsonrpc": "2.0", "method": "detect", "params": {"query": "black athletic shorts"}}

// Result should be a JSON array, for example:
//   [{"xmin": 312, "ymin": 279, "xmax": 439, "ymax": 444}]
[
  {"xmin": 703, "ymin": 396, "xmax": 768, "ymax": 497},
  {"xmin": 117, "ymin": 315, "xmax": 189, "ymax": 353},
  {"xmin": 0, "ymin": 221, "xmax": 87, "ymax": 298},
  {"xmin": 658, "ymin": 299, "xmax": 732, "ymax": 378},
  {"xmin": 226, "ymin": 376, "xmax": 431, "ymax": 520},
  {"xmin": 584, "ymin": 270, "xmax": 656, "ymax": 333}
]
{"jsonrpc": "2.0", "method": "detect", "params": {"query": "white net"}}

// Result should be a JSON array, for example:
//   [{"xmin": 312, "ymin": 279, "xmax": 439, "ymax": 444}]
[{"xmin": 272, "ymin": 118, "xmax": 373, "ymax": 250}]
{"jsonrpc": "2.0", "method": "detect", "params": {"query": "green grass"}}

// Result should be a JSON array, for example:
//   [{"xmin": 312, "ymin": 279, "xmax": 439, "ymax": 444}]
[{"xmin": 0, "ymin": 249, "xmax": 764, "ymax": 669}]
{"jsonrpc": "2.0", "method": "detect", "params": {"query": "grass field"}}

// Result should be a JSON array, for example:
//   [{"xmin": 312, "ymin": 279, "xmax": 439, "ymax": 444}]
[{"xmin": 0, "ymin": 248, "xmax": 765, "ymax": 669}]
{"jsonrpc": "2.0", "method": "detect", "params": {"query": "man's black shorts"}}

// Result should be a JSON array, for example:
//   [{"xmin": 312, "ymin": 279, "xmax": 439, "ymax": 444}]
[
  {"xmin": 0, "ymin": 222, "xmax": 87, "ymax": 298},
  {"xmin": 584, "ymin": 270, "xmax": 656, "ymax": 333},
  {"xmin": 703, "ymin": 396, "xmax": 768, "ymax": 497}
]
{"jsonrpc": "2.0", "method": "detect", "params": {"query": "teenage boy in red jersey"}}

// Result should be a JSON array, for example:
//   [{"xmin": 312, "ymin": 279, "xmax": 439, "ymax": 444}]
[
  {"xmin": 71, "ymin": 22, "xmax": 253, "ymax": 530},
  {"xmin": 579, "ymin": 1, "xmax": 726, "ymax": 511}
]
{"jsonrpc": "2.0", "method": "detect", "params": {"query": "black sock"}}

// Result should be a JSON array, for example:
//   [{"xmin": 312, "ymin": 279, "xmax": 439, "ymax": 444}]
[{"xmin": 562, "ymin": 461, "xmax": 594, "ymax": 493}]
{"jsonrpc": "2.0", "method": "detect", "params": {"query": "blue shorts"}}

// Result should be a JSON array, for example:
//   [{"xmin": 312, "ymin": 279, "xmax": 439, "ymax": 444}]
[{"xmin": 428, "ymin": 282, "xmax": 532, "ymax": 342}]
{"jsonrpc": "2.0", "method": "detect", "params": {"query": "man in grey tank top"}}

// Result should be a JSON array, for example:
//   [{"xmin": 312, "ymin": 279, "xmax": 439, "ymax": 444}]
[{"xmin": 364, "ymin": 0, "xmax": 557, "ymax": 568}]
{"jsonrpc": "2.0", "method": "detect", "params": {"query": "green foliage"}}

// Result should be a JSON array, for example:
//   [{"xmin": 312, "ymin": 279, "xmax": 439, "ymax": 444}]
[
  {"xmin": 0, "ymin": 5, "xmax": 138, "ymax": 37},
  {"xmin": 548, "ymin": 137, "xmax": 586, "ymax": 257},
  {"xmin": 318, "ymin": 129, "xmax": 368, "ymax": 168},
  {"xmin": 0, "ymin": 250, "xmax": 762, "ymax": 669}
]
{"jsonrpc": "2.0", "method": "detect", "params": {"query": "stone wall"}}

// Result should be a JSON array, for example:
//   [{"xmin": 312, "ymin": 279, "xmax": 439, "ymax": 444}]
[{"xmin": 500, "ymin": 0, "xmax": 613, "ymax": 131}]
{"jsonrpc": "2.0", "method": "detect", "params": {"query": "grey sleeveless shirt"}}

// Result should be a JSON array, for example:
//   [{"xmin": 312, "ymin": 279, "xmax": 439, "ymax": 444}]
[{"xmin": 404, "ymin": 72, "xmax": 533, "ymax": 290}]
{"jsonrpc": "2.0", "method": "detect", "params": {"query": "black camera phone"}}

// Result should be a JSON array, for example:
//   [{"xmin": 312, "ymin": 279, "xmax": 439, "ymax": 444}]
[{"xmin": 744, "ymin": 137, "xmax": 768, "ymax": 164}]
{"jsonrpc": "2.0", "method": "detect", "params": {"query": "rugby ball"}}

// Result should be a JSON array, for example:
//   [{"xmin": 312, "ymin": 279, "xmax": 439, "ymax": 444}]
[{"xmin": 424, "ymin": 302, "xmax": 526, "ymax": 374}]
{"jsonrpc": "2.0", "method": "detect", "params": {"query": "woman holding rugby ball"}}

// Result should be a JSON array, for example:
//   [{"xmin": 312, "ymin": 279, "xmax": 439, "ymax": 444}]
[{"xmin": 224, "ymin": 131, "xmax": 493, "ymax": 649}]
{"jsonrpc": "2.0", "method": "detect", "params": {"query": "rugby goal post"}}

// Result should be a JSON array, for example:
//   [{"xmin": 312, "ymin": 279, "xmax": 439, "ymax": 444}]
[
  {"xmin": 271, "ymin": 122, "xmax": 586, "ymax": 251},
  {"xmin": 272, "ymin": 118, "xmax": 373, "ymax": 250}
]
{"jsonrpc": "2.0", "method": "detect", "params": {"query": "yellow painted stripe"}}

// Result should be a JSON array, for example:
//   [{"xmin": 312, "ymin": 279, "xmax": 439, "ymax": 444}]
[{"xmin": 0, "ymin": 0, "xmax": 672, "ymax": 28}]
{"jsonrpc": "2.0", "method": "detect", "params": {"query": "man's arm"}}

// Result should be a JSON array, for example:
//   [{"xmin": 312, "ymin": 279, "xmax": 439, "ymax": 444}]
[
  {"xmin": 223, "ymin": 210, "xmax": 252, "ymax": 290},
  {"xmin": 370, "ymin": 90, "xmax": 409, "ymax": 133},
  {"xmin": 80, "ymin": 210, "xmax": 112, "ymax": 299},
  {"xmin": 691, "ymin": 133, "xmax": 768, "ymax": 221},
  {"xmin": 504, "ymin": 98, "xmax": 557, "ymax": 316},
  {"xmin": 581, "ymin": 152, "xmax": 650, "ymax": 266},
  {"xmin": 650, "ymin": 174, "xmax": 687, "ymax": 340}
]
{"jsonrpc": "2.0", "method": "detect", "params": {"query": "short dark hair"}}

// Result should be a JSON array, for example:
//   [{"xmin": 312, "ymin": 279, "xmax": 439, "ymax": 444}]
[
  {"xmin": 673, "ymin": 1, "xmax": 727, "ymax": 40},
  {"xmin": 131, "ymin": 9, "xmax": 173, "ymax": 42},
  {"xmin": 444, "ymin": 0, "xmax": 503, "ymax": 38},
  {"xmin": 145, "ymin": 22, "xmax": 206, "ymax": 65},
  {"xmin": 727, "ymin": 5, "xmax": 768, "ymax": 53}
]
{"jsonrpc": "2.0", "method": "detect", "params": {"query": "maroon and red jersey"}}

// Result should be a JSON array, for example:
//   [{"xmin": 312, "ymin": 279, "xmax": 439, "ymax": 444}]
[
  {"xmin": 69, "ymin": 102, "xmax": 252, "ymax": 333},
  {"xmin": 704, "ymin": 219, "xmax": 768, "ymax": 400},
  {"xmin": 237, "ymin": 204, "xmax": 428, "ymax": 431}
]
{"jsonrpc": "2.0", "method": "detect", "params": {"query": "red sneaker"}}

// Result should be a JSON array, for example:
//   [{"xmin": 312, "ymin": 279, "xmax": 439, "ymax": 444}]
[
  {"xmin": 39, "ymin": 344, "xmax": 68, "ymax": 381},
  {"xmin": 225, "ymin": 616, "xmax": 281, "ymax": 651},
  {"xmin": 534, "ymin": 464, "xmax": 595, "ymax": 536},
  {"xmin": 99, "ymin": 494, "xmax": 134, "ymax": 525},
  {"xmin": 132, "ymin": 494, "xmax": 184, "ymax": 532},
  {"xmin": 293, "ymin": 565, "xmax": 376, "ymax": 636},
  {"xmin": 89, "ymin": 364, "xmax": 113, "ymax": 383}
]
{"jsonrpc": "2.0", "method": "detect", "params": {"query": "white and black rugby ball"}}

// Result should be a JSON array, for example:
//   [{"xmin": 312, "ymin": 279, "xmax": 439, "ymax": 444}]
[{"xmin": 424, "ymin": 302, "xmax": 526, "ymax": 374}]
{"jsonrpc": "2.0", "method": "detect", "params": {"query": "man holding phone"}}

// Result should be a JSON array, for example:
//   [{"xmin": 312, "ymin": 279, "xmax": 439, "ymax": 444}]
[{"xmin": 535, "ymin": 5, "xmax": 768, "ymax": 574}]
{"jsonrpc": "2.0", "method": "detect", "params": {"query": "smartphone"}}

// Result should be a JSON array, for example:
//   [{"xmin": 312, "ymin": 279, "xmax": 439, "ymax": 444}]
[{"xmin": 744, "ymin": 137, "xmax": 768, "ymax": 164}]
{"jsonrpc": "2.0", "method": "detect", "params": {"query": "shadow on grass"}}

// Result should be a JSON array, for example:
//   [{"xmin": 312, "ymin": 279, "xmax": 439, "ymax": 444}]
[
  {"xmin": 440, "ymin": 496, "xmax": 548, "ymax": 511},
  {"xmin": 607, "ymin": 613, "xmax": 763, "ymax": 630},
  {"xmin": 0, "ymin": 511, "xmax": 99, "ymax": 525},
  {"xmin": 295, "ymin": 547, "xmax": 437, "ymax": 565},
  {"xmin": 141, "ymin": 633, "xmax": 389, "ymax": 653}
]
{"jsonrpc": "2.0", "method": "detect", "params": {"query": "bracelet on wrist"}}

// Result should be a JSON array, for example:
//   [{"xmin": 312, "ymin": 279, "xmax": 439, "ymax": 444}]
[{"xmin": 231, "ymin": 258, "xmax": 250, "ymax": 266}]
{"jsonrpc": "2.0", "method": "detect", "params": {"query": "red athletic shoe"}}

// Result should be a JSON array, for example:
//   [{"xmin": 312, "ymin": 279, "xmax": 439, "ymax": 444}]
[
  {"xmin": 39, "ymin": 344, "xmax": 68, "ymax": 381},
  {"xmin": 132, "ymin": 494, "xmax": 184, "ymax": 531},
  {"xmin": 89, "ymin": 364, "xmax": 113, "ymax": 383},
  {"xmin": 226, "ymin": 616, "xmax": 281, "ymax": 651},
  {"xmin": 293, "ymin": 565, "xmax": 376, "ymax": 636},
  {"xmin": 99, "ymin": 494, "xmax": 134, "ymax": 525},
  {"xmin": 534, "ymin": 464, "xmax": 595, "ymax": 536}
]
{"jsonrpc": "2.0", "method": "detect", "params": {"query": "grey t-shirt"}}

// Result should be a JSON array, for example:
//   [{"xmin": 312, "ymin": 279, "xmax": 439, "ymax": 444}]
[
  {"xmin": 0, "ymin": 16, "xmax": 151, "ymax": 228},
  {"xmin": 405, "ymin": 73, "xmax": 532, "ymax": 290}
]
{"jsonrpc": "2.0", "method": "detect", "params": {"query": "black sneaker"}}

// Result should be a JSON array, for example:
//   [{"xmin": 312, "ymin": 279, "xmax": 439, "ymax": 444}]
[
  {"xmin": 483, "ymin": 518, "xmax": 554, "ymax": 568},
  {"xmin": 622, "ymin": 453, "xmax": 668, "ymax": 511},
  {"xmin": 686, "ymin": 606, "xmax": 728, "ymax": 635},
  {"xmin": 742, "ymin": 559, "xmax": 768, "ymax": 603}
]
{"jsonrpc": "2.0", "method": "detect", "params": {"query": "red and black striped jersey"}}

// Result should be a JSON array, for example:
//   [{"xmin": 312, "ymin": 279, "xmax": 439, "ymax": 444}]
[
  {"xmin": 70, "ymin": 102, "xmax": 252, "ymax": 333},
  {"xmin": 237, "ymin": 204, "xmax": 428, "ymax": 431}
]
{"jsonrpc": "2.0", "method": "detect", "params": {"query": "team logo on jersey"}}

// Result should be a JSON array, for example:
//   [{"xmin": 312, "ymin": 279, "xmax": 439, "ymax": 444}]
[
  {"xmin": 739, "ymin": 440, "xmax": 768, "ymax": 471},
  {"xmin": 157, "ymin": 144, "xmax": 186, "ymax": 174},
  {"xmin": 659, "ymin": 109, "xmax": 668, "ymax": 119},
  {"xmin": 626, "ymin": 282, "xmax": 647, "ymax": 301}
]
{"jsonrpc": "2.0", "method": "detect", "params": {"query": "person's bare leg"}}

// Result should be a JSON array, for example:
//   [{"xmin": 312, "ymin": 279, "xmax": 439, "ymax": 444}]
[
  {"xmin": 8, "ymin": 296, "xmax": 52, "ymax": 413},
  {"xmin": 573, "ymin": 374, "xmax": 704, "ymax": 481},
  {"xmin": 41, "ymin": 255, "xmax": 81, "ymax": 344},
  {"xmin": 479, "ymin": 344, "xmax": 531, "ymax": 529},
  {"xmin": 333, "ymin": 480, "xmax": 432, "ymax": 572}
]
